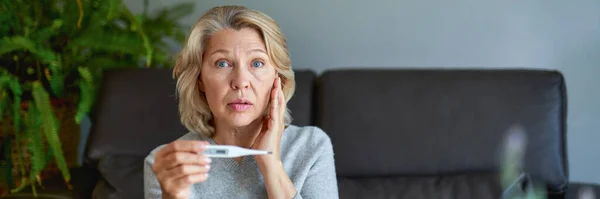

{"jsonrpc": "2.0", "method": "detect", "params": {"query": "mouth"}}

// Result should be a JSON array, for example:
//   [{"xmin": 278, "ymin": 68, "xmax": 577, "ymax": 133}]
[
  {"xmin": 228, "ymin": 99, "xmax": 253, "ymax": 112},
  {"xmin": 228, "ymin": 99, "xmax": 253, "ymax": 105}
]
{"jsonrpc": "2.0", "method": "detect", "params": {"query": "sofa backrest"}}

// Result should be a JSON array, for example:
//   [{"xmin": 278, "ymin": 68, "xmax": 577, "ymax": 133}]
[{"xmin": 316, "ymin": 69, "xmax": 568, "ymax": 197}]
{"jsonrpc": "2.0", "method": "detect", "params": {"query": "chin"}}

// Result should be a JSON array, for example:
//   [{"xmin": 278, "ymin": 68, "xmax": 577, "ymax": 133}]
[{"xmin": 228, "ymin": 114, "xmax": 260, "ymax": 127}]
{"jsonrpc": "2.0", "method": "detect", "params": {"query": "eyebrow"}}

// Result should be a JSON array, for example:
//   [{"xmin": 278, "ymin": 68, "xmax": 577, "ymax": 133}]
[{"xmin": 209, "ymin": 49, "xmax": 229, "ymax": 56}]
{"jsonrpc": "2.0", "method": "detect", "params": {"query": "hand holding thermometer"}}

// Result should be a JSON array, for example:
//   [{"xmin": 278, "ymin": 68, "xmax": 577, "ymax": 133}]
[{"xmin": 202, "ymin": 145, "xmax": 272, "ymax": 158}]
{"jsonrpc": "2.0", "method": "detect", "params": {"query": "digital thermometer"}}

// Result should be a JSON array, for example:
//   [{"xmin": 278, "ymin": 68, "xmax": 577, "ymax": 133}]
[{"xmin": 203, "ymin": 145, "xmax": 272, "ymax": 158}]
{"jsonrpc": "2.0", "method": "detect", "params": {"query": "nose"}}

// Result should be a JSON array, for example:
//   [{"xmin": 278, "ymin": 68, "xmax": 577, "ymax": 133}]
[{"xmin": 231, "ymin": 66, "xmax": 251, "ymax": 90}]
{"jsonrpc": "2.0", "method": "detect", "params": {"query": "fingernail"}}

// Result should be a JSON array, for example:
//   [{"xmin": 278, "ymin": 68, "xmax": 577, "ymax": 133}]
[
  {"xmin": 204, "ymin": 157, "xmax": 212, "ymax": 163},
  {"xmin": 205, "ymin": 165, "xmax": 211, "ymax": 170},
  {"xmin": 196, "ymin": 143, "xmax": 206, "ymax": 150}
]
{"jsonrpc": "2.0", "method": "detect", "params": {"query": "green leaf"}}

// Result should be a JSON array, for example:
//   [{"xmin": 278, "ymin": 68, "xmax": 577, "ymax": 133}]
[
  {"xmin": 47, "ymin": 54, "xmax": 65, "ymax": 97},
  {"xmin": 31, "ymin": 82, "xmax": 70, "ymax": 184},
  {"xmin": 32, "ymin": 19, "xmax": 64, "ymax": 43},
  {"xmin": 0, "ymin": 89, "xmax": 7, "ymax": 122},
  {"xmin": 122, "ymin": 6, "xmax": 152, "ymax": 66},
  {"xmin": 106, "ymin": 0, "xmax": 122, "ymax": 21},
  {"xmin": 10, "ymin": 101, "xmax": 44, "ymax": 194},
  {"xmin": 0, "ymin": 69, "xmax": 22, "ymax": 130},
  {"xmin": 26, "ymin": 102, "xmax": 45, "ymax": 175},
  {"xmin": 0, "ymin": 36, "xmax": 36, "ymax": 56},
  {"xmin": 75, "ymin": 67, "xmax": 94, "ymax": 124},
  {"xmin": 68, "ymin": 29, "xmax": 146, "ymax": 55},
  {"xmin": 1, "ymin": 0, "xmax": 19, "ymax": 35},
  {"xmin": 0, "ymin": 37, "xmax": 65, "ymax": 97}
]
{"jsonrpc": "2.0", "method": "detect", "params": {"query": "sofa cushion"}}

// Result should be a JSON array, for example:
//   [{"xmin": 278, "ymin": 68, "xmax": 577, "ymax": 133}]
[
  {"xmin": 338, "ymin": 172, "xmax": 501, "ymax": 199},
  {"xmin": 317, "ymin": 69, "xmax": 567, "ymax": 192}
]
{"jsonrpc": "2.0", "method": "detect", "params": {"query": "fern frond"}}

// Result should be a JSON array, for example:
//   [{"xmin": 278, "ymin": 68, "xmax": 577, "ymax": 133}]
[
  {"xmin": 0, "ymin": 37, "xmax": 65, "ymax": 97},
  {"xmin": 68, "ymin": 29, "xmax": 145, "ymax": 55},
  {"xmin": 10, "ymin": 100, "xmax": 44, "ymax": 194},
  {"xmin": 30, "ymin": 46, "xmax": 64, "ymax": 97},
  {"xmin": 0, "ymin": 71, "xmax": 10, "ymax": 122},
  {"xmin": 26, "ymin": 102, "xmax": 45, "ymax": 175},
  {"xmin": 0, "ymin": 36, "xmax": 36, "ymax": 56},
  {"xmin": 0, "ymin": 69, "xmax": 22, "ymax": 126},
  {"xmin": 75, "ymin": 67, "xmax": 94, "ymax": 124},
  {"xmin": 31, "ymin": 82, "xmax": 70, "ymax": 185},
  {"xmin": 106, "ymin": 0, "xmax": 122, "ymax": 21},
  {"xmin": 0, "ymin": 8, "xmax": 11, "ymax": 35},
  {"xmin": 32, "ymin": 19, "xmax": 64, "ymax": 43},
  {"xmin": 121, "ymin": 8, "xmax": 152, "ymax": 67},
  {"xmin": 0, "ymin": 0, "xmax": 18, "ymax": 35},
  {"xmin": 0, "ymin": 88, "xmax": 7, "ymax": 123},
  {"xmin": 46, "ymin": 54, "xmax": 65, "ymax": 97}
]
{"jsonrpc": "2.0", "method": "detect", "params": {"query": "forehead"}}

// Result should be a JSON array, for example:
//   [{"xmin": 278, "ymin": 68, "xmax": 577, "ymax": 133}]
[{"xmin": 205, "ymin": 28, "xmax": 266, "ymax": 52}]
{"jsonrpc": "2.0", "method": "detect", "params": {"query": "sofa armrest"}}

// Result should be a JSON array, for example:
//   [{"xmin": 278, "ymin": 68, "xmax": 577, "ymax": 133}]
[{"xmin": 565, "ymin": 182, "xmax": 600, "ymax": 199}]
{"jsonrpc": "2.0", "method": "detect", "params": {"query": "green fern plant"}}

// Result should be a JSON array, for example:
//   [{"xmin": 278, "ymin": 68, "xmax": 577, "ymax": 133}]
[{"xmin": 0, "ymin": 0, "xmax": 193, "ymax": 196}]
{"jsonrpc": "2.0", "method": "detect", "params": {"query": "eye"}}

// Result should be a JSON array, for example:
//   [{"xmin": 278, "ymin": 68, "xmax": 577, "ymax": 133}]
[
  {"xmin": 216, "ymin": 60, "xmax": 230, "ymax": 68},
  {"xmin": 251, "ymin": 60, "xmax": 264, "ymax": 68}
]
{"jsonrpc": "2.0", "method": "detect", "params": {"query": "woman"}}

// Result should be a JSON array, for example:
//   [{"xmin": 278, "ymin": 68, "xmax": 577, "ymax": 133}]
[{"xmin": 144, "ymin": 5, "xmax": 339, "ymax": 199}]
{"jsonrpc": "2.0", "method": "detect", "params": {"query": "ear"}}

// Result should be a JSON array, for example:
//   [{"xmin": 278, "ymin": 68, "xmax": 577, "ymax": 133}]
[{"xmin": 198, "ymin": 79, "xmax": 205, "ymax": 92}]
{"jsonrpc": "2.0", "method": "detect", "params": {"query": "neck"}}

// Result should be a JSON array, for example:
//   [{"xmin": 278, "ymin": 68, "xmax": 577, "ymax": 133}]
[{"xmin": 212, "ymin": 117, "xmax": 264, "ymax": 149}]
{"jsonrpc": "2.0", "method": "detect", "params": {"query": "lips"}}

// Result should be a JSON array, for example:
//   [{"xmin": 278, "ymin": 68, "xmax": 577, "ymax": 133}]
[{"xmin": 228, "ymin": 99, "xmax": 253, "ymax": 111}]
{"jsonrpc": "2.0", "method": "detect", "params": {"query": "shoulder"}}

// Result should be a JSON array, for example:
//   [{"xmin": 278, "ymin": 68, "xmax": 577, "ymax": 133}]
[
  {"xmin": 282, "ymin": 125, "xmax": 333, "ymax": 154},
  {"xmin": 144, "ymin": 132, "xmax": 207, "ymax": 164}
]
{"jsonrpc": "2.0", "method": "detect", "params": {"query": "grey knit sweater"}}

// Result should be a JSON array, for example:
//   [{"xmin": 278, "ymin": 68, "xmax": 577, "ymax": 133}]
[{"xmin": 144, "ymin": 125, "xmax": 339, "ymax": 199}]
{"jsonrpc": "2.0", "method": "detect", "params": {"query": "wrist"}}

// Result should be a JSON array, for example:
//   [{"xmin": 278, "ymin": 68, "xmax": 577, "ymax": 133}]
[
  {"xmin": 256, "ymin": 158, "xmax": 283, "ymax": 175},
  {"xmin": 257, "ymin": 160, "xmax": 297, "ymax": 198}
]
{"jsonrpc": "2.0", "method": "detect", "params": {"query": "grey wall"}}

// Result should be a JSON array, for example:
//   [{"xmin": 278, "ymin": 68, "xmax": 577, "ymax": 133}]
[{"xmin": 125, "ymin": 0, "xmax": 600, "ymax": 184}]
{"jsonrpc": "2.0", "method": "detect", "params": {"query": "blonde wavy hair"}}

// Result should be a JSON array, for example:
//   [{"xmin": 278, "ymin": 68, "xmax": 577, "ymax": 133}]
[{"xmin": 173, "ymin": 5, "xmax": 296, "ymax": 137}]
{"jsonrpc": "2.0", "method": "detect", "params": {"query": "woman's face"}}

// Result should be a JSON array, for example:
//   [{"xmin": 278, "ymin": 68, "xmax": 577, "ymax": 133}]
[{"xmin": 200, "ymin": 28, "xmax": 277, "ymax": 128}]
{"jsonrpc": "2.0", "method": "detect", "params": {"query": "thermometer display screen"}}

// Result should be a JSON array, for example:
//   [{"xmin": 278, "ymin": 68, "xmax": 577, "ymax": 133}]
[
  {"xmin": 215, "ymin": 149, "xmax": 227, "ymax": 154},
  {"xmin": 205, "ymin": 149, "xmax": 228, "ymax": 155}
]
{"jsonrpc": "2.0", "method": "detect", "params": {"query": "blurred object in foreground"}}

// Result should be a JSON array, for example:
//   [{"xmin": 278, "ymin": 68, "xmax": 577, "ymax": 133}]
[
  {"xmin": 501, "ymin": 124, "xmax": 547, "ymax": 199},
  {"xmin": 578, "ymin": 186, "xmax": 597, "ymax": 199}
]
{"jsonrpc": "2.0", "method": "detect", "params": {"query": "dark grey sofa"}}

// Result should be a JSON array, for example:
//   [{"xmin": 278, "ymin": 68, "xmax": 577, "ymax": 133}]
[{"xmin": 15, "ymin": 68, "xmax": 597, "ymax": 199}]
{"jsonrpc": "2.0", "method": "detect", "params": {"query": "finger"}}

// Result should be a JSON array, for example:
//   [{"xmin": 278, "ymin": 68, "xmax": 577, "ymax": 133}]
[
  {"xmin": 278, "ymin": 78, "xmax": 286, "ymax": 116},
  {"xmin": 270, "ymin": 79, "xmax": 278, "ymax": 117},
  {"xmin": 156, "ymin": 141, "xmax": 208, "ymax": 159},
  {"xmin": 277, "ymin": 77, "xmax": 283, "ymax": 105},
  {"xmin": 278, "ymin": 78, "xmax": 285, "ymax": 107},
  {"xmin": 159, "ymin": 164, "xmax": 211, "ymax": 181},
  {"xmin": 154, "ymin": 152, "xmax": 212, "ymax": 171}
]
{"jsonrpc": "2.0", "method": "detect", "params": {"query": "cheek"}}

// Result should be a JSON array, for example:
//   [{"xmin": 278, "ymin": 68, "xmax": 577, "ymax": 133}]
[
  {"xmin": 201, "ymin": 72, "xmax": 229, "ymax": 104},
  {"xmin": 251, "ymin": 69, "xmax": 276, "ymax": 97}
]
